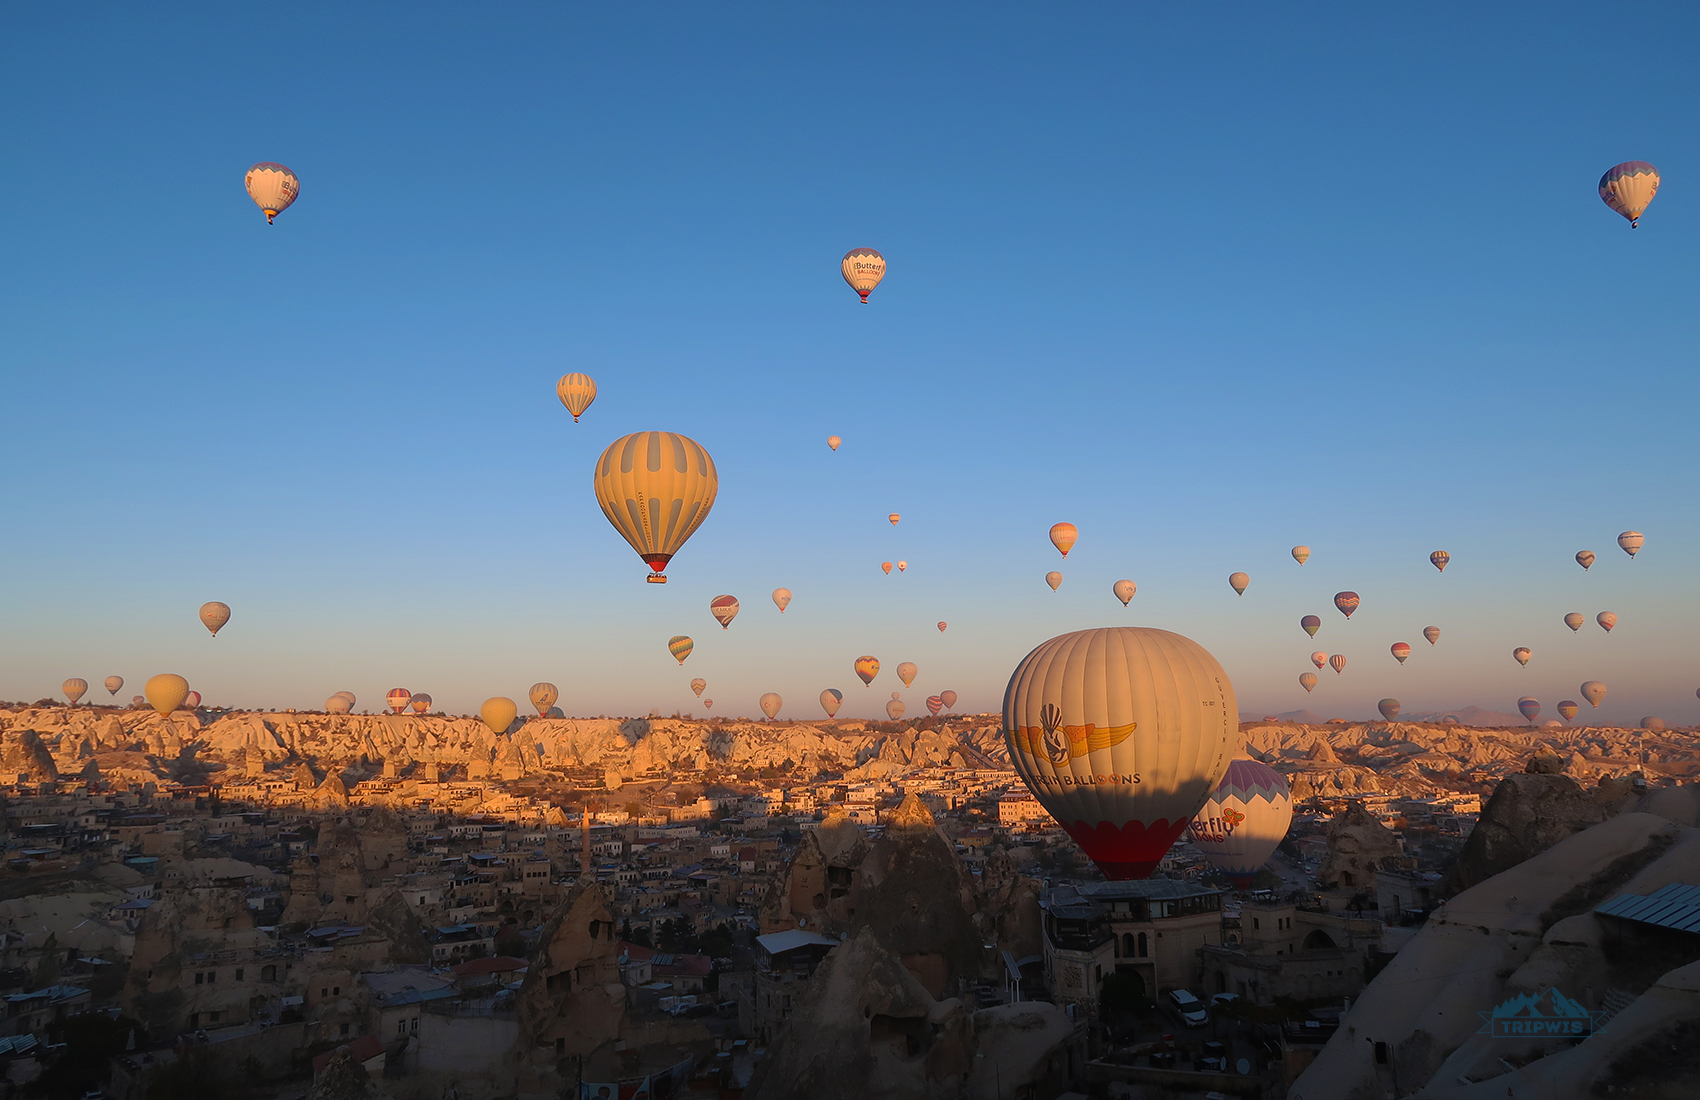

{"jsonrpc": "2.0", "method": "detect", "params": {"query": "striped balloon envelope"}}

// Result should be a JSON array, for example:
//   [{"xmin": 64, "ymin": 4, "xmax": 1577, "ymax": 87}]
[
  {"xmin": 386, "ymin": 688, "xmax": 412, "ymax": 714},
  {"xmin": 62, "ymin": 678, "xmax": 88, "ymax": 704},
  {"xmin": 1599, "ymin": 162, "xmax": 1659, "ymax": 227},
  {"xmin": 1597, "ymin": 612, "xmax": 1617, "ymax": 632},
  {"xmin": 841, "ymin": 247, "xmax": 886, "ymax": 302},
  {"xmin": 854, "ymin": 655, "xmax": 880, "ymax": 685},
  {"xmin": 1188, "ymin": 756, "xmax": 1293, "ymax": 889},
  {"xmin": 556, "ymin": 373, "xmax": 597, "ymax": 422},
  {"xmin": 1518, "ymin": 696, "xmax": 1541, "ymax": 723},
  {"xmin": 1334, "ymin": 592, "xmax": 1359, "ymax": 618},
  {"xmin": 1564, "ymin": 612, "xmax": 1584, "ymax": 631},
  {"xmin": 668, "ymin": 636, "xmax": 694, "ymax": 663},
  {"xmin": 1557, "ymin": 700, "xmax": 1580, "ymax": 720},
  {"xmin": 592, "ymin": 431, "xmax": 718, "ymax": 583},
  {"xmin": 926, "ymin": 695, "xmax": 945, "ymax": 716},
  {"xmin": 1430, "ymin": 550, "xmax": 1449, "ymax": 572},
  {"xmin": 1391, "ymin": 642, "xmax": 1411, "ymax": 664},
  {"xmin": 690, "ymin": 678, "xmax": 707, "ymax": 698},
  {"xmin": 1329, "ymin": 654, "xmax": 1347, "ymax": 674},
  {"xmin": 530, "ymin": 682, "xmax": 559, "ymax": 715}
]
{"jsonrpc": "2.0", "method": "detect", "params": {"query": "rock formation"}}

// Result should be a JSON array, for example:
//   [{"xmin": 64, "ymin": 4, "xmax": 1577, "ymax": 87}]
[
  {"xmin": 511, "ymin": 884, "xmax": 628, "ymax": 1100},
  {"xmin": 1315, "ymin": 801, "xmax": 1405, "ymax": 891},
  {"xmin": 1441, "ymin": 773, "xmax": 1620, "ymax": 893}
]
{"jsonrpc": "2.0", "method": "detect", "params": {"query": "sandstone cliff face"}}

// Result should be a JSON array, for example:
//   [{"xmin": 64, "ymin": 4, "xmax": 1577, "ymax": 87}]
[
  {"xmin": 123, "ymin": 883, "xmax": 267, "ymax": 1035},
  {"xmin": 511, "ymin": 884, "xmax": 627, "ymax": 1100},
  {"xmin": 760, "ymin": 810, "xmax": 869, "ymax": 936},
  {"xmin": 1316, "ymin": 801, "xmax": 1406, "ymax": 891},
  {"xmin": 1442, "ymin": 773, "xmax": 1618, "ymax": 893}
]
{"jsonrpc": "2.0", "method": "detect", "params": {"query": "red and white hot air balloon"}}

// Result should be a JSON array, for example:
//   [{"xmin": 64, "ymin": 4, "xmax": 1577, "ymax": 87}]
[
  {"xmin": 1390, "ymin": 642, "xmax": 1411, "ymax": 664},
  {"xmin": 1328, "ymin": 654, "xmax": 1347, "ymax": 674},
  {"xmin": 1188, "ymin": 758, "xmax": 1293, "ymax": 890},
  {"xmin": 386, "ymin": 688, "xmax": 412, "ymax": 714}
]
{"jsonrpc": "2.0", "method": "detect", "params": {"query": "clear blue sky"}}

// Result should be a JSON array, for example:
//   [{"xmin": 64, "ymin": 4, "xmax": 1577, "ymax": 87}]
[{"xmin": 2, "ymin": 4, "xmax": 1696, "ymax": 724}]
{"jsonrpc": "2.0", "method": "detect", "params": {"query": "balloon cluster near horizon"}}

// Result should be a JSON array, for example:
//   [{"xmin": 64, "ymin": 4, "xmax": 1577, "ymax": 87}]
[{"xmin": 592, "ymin": 431, "xmax": 718, "ymax": 583}]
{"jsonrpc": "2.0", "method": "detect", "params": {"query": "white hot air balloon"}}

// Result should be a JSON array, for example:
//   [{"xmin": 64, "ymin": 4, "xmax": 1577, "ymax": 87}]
[
  {"xmin": 759, "ymin": 693, "xmax": 782, "ymax": 720},
  {"xmin": 1188, "ymin": 758, "xmax": 1293, "ymax": 890},
  {"xmin": 819, "ymin": 688, "xmax": 843, "ymax": 718},
  {"xmin": 1113, "ymin": 579, "xmax": 1137, "ymax": 606},
  {"xmin": 104, "ymin": 675, "xmax": 124, "ymax": 696},
  {"xmin": 772, "ymin": 588, "xmax": 793, "ymax": 613}
]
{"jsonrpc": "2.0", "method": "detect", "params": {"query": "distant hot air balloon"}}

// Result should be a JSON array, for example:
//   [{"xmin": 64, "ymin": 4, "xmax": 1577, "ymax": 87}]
[
  {"xmin": 1113, "ymin": 579, "xmax": 1137, "ymax": 606},
  {"xmin": 759, "ymin": 693, "xmax": 782, "ymax": 720},
  {"xmin": 1558, "ymin": 700, "xmax": 1580, "ymax": 721},
  {"xmin": 1003, "ymin": 626, "xmax": 1238, "ymax": 880},
  {"xmin": 62, "ymin": 678, "xmax": 87, "ymax": 705},
  {"xmin": 709, "ymin": 596, "xmax": 739, "ymax": 629},
  {"xmin": 131, "ymin": 695, "xmax": 144, "ymax": 707},
  {"xmin": 1518, "ymin": 696, "xmax": 1541, "ymax": 723},
  {"xmin": 1310, "ymin": 652, "xmax": 1327, "ymax": 669},
  {"xmin": 1189, "ymin": 758, "xmax": 1293, "ymax": 890},
  {"xmin": 1597, "ymin": 612, "xmax": 1617, "ymax": 633},
  {"xmin": 199, "ymin": 601, "xmax": 232, "ymax": 636},
  {"xmin": 1599, "ymin": 162, "xmax": 1660, "ymax": 228},
  {"xmin": 897, "ymin": 561, "xmax": 907, "ymax": 572},
  {"xmin": 334, "ymin": 690, "xmax": 356, "ymax": 707},
  {"xmin": 1045, "ymin": 571, "xmax": 1063, "ymax": 591},
  {"xmin": 819, "ymin": 688, "xmax": 842, "ymax": 717},
  {"xmin": 1423, "ymin": 626, "xmax": 1440, "ymax": 645},
  {"xmin": 1391, "ymin": 642, "xmax": 1411, "ymax": 664},
  {"xmin": 926, "ymin": 695, "xmax": 944, "ymax": 716},
  {"xmin": 1049, "ymin": 523, "xmax": 1078, "ymax": 558},
  {"xmin": 184, "ymin": 690, "xmax": 202, "ymax": 710},
  {"xmin": 702, "ymin": 699, "xmax": 713, "ymax": 709},
  {"xmin": 937, "ymin": 621, "xmax": 947, "ymax": 632},
  {"xmin": 1618, "ymin": 531, "xmax": 1644, "ymax": 557},
  {"xmin": 1430, "ymin": 551, "xmax": 1450, "ymax": 572},
  {"xmin": 1300, "ymin": 615, "xmax": 1321, "ymax": 638},
  {"xmin": 1564, "ymin": 612, "xmax": 1585, "ymax": 632},
  {"xmin": 827, "ymin": 436, "xmax": 841, "ymax": 451},
  {"xmin": 386, "ymin": 688, "xmax": 412, "ymax": 715},
  {"xmin": 244, "ymin": 162, "xmax": 299, "ymax": 223},
  {"xmin": 855, "ymin": 656, "xmax": 880, "ymax": 685},
  {"xmin": 1299, "ymin": 672, "xmax": 1318, "ymax": 693},
  {"xmin": 772, "ymin": 588, "xmax": 792, "ymax": 612},
  {"xmin": 104, "ymin": 675, "xmax": 123, "ymax": 696},
  {"xmin": 668, "ymin": 636, "xmax": 695, "ymax": 663},
  {"xmin": 1378, "ymin": 698, "xmax": 1401, "ymax": 721},
  {"xmin": 145, "ymin": 674, "xmax": 190, "ymax": 717},
  {"xmin": 1292, "ymin": 546, "xmax": 1310, "ymax": 566},
  {"xmin": 480, "ymin": 697, "xmax": 518, "ymax": 735},
  {"xmin": 1580, "ymin": 681, "xmax": 1607, "ymax": 708},
  {"xmin": 897, "ymin": 662, "xmax": 918, "ymax": 687},
  {"xmin": 940, "ymin": 690, "xmax": 957, "ymax": 710},
  {"xmin": 410, "ymin": 693, "xmax": 432, "ymax": 714},
  {"xmin": 889, "ymin": 513, "xmax": 901, "ymax": 526},
  {"xmin": 1334, "ymin": 592, "xmax": 1359, "ymax": 619},
  {"xmin": 1576, "ymin": 550, "xmax": 1596, "ymax": 570},
  {"xmin": 1641, "ymin": 716, "xmax": 1666, "ymax": 732},
  {"xmin": 555, "ymin": 373, "xmax": 597, "ymax": 422},
  {"xmin": 530, "ymin": 683, "xmax": 559, "ymax": 715},
  {"xmin": 326, "ymin": 695, "xmax": 352, "ymax": 714},
  {"xmin": 593, "ymin": 431, "xmax": 718, "ymax": 583},
  {"xmin": 1228, "ymin": 572, "xmax": 1249, "ymax": 596},
  {"xmin": 886, "ymin": 698, "xmax": 906, "ymax": 721},
  {"xmin": 882, "ymin": 562, "xmax": 893, "ymax": 575},
  {"xmin": 842, "ymin": 247, "xmax": 886, "ymax": 302},
  {"xmin": 1329, "ymin": 654, "xmax": 1346, "ymax": 674},
  {"xmin": 690, "ymin": 678, "xmax": 706, "ymax": 697}
]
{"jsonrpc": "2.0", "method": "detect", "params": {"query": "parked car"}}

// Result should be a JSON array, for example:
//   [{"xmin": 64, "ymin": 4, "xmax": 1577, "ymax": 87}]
[
  {"xmin": 1210, "ymin": 992, "xmax": 1240, "ymax": 1008},
  {"xmin": 1167, "ymin": 988, "xmax": 1209, "ymax": 1027}
]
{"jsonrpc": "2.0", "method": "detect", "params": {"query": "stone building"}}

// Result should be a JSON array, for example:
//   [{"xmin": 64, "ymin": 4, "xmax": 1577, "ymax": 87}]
[
  {"xmin": 1042, "ymin": 879, "xmax": 1229, "ymax": 1009},
  {"xmin": 1315, "ymin": 800, "xmax": 1405, "ymax": 891},
  {"xmin": 1199, "ymin": 899, "xmax": 1381, "ymax": 1004}
]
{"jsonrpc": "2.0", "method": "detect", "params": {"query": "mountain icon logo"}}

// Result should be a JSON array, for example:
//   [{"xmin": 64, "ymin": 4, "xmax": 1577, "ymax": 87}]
[{"xmin": 1477, "ymin": 987, "xmax": 1599, "ymax": 1038}]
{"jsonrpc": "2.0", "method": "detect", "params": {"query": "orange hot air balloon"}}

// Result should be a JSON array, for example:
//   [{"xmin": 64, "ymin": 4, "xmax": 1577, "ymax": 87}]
[
  {"xmin": 1328, "ymin": 654, "xmax": 1346, "ymax": 674},
  {"xmin": 531, "ymin": 682, "xmax": 560, "ymax": 714},
  {"xmin": 1597, "ymin": 611, "xmax": 1617, "ymax": 632},
  {"xmin": 244, "ymin": 162, "xmax": 300, "ymax": 223},
  {"xmin": 897, "ymin": 561, "xmax": 907, "ymax": 572},
  {"xmin": 1228, "ymin": 572, "xmax": 1249, "ymax": 596},
  {"xmin": 1299, "ymin": 672, "xmax": 1318, "ymax": 693},
  {"xmin": 1391, "ymin": 642, "xmax": 1411, "ymax": 664},
  {"xmin": 1557, "ymin": 700, "xmax": 1579, "ymax": 720},
  {"xmin": 1599, "ymin": 162, "xmax": 1659, "ymax": 228},
  {"xmin": 1576, "ymin": 550, "xmax": 1596, "ymax": 570},
  {"xmin": 592, "ymin": 430, "xmax": 718, "ymax": 583},
  {"xmin": 690, "ymin": 678, "xmax": 706, "ymax": 697},
  {"xmin": 702, "ymin": 699, "xmax": 713, "ymax": 709},
  {"xmin": 882, "ymin": 562, "xmax": 893, "ymax": 575},
  {"xmin": 940, "ymin": 690, "xmax": 957, "ymax": 709},
  {"xmin": 1334, "ymin": 592, "xmax": 1359, "ymax": 618},
  {"xmin": 62, "ymin": 678, "xmax": 88, "ymax": 705},
  {"xmin": 827, "ymin": 436, "xmax": 841, "ymax": 451},
  {"xmin": 841, "ymin": 247, "xmax": 886, "ymax": 302},
  {"xmin": 555, "ymin": 373, "xmax": 597, "ymax": 422},
  {"xmin": 889, "ymin": 513, "xmax": 901, "ymax": 526},
  {"xmin": 1292, "ymin": 546, "xmax": 1310, "ymax": 566},
  {"xmin": 709, "ymin": 595, "xmax": 740, "ymax": 629},
  {"xmin": 1045, "ymin": 571, "xmax": 1063, "ymax": 591},
  {"xmin": 772, "ymin": 588, "xmax": 792, "ymax": 613},
  {"xmin": 145, "ymin": 674, "xmax": 190, "ymax": 716},
  {"xmin": 1049, "ymin": 522, "xmax": 1078, "ymax": 558},
  {"xmin": 854, "ymin": 656, "xmax": 880, "ymax": 685},
  {"xmin": 937, "ymin": 621, "xmax": 947, "ymax": 632},
  {"xmin": 386, "ymin": 688, "xmax": 412, "ymax": 714}
]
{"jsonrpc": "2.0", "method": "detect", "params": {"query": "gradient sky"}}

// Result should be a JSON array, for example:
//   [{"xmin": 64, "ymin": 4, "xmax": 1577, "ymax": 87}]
[{"xmin": 2, "ymin": 5, "xmax": 1696, "ymax": 724}]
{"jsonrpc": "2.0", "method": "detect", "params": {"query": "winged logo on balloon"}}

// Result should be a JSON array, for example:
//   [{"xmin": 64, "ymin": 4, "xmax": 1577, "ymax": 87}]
[
  {"xmin": 1011, "ymin": 703, "xmax": 1138, "ymax": 766},
  {"xmin": 1040, "ymin": 703, "xmax": 1070, "ymax": 765}
]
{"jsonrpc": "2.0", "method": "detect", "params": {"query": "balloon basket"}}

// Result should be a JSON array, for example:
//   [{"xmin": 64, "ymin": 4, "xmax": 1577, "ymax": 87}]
[{"xmin": 646, "ymin": 574, "xmax": 667, "ymax": 584}]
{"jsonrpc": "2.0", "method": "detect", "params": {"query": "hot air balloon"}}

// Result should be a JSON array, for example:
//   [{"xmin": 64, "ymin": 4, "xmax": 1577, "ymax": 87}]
[
  {"xmin": 827, "ymin": 436, "xmax": 841, "ymax": 451},
  {"xmin": 104, "ymin": 676, "xmax": 123, "ymax": 696},
  {"xmin": 886, "ymin": 698, "xmax": 906, "ymax": 721},
  {"xmin": 410, "ymin": 693, "xmax": 432, "ymax": 714},
  {"xmin": 937, "ymin": 622, "xmax": 947, "ymax": 632},
  {"xmin": 882, "ymin": 562, "xmax": 893, "ymax": 575},
  {"xmin": 1576, "ymin": 550, "xmax": 1596, "ymax": 570},
  {"xmin": 1300, "ymin": 615, "xmax": 1321, "ymax": 638},
  {"xmin": 1228, "ymin": 572, "xmax": 1249, "ymax": 596},
  {"xmin": 593, "ymin": 431, "xmax": 718, "ymax": 583},
  {"xmin": 244, "ymin": 162, "xmax": 299, "ymax": 223},
  {"xmin": 759, "ymin": 693, "xmax": 782, "ymax": 720},
  {"xmin": 1045, "ymin": 571, "xmax": 1063, "ymax": 591},
  {"xmin": 842, "ymin": 247, "xmax": 886, "ymax": 302},
  {"xmin": 386, "ymin": 688, "xmax": 412, "ymax": 715},
  {"xmin": 889, "ymin": 513, "xmax": 901, "ymax": 526},
  {"xmin": 1581, "ymin": 681, "xmax": 1607, "ymax": 708},
  {"xmin": 1334, "ymin": 592, "xmax": 1359, "ymax": 619},
  {"xmin": 772, "ymin": 588, "xmax": 792, "ymax": 613},
  {"xmin": 897, "ymin": 662, "xmax": 918, "ymax": 687},
  {"xmin": 1558, "ymin": 700, "xmax": 1580, "ymax": 720},
  {"xmin": 1599, "ymin": 162, "xmax": 1660, "ymax": 227},
  {"xmin": 145, "ymin": 674, "xmax": 190, "ymax": 717},
  {"xmin": 1430, "ymin": 550, "xmax": 1450, "ymax": 572},
  {"xmin": 530, "ymin": 683, "xmax": 559, "ymax": 715},
  {"xmin": 669, "ymin": 636, "xmax": 695, "ymax": 663},
  {"xmin": 897, "ymin": 561, "xmax": 907, "ymax": 572},
  {"xmin": 1641, "ymin": 716, "xmax": 1667, "ymax": 732},
  {"xmin": 1597, "ymin": 612, "xmax": 1617, "ymax": 633},
  {"xmin": 1050, "ymin": 523, "xmax": 1078, "ymax": 558},
  {"xmin": 131, "ymin": 695, "xmax": 144, "ymax": 707},
  {"xmin": 940, "ymin": 690, "xmax": 957, "ymax": 710},
  {"xmin": 1618, "ymin": 531, "xmax": 1644, "ymax": 557},
  {"xmin": 702, "ymin": 699, "xmax": 713, "ymax": 709},
  {"xmin": 1565, "ymin": 613, "xmax": 1585, "ymax": 632},
  {"xmin": 199, "ymin": 601, "xmax": 231, "ymax": 636},
  {"xmin": 926, "ymin": 696, "xmax": 944, "ymax": 716},
  {"xmin": 1518, "ymin": 697, "xmax": 1541, "ymax": 723},
  {"xmin": 1299, "ymin": 672, "xmax": 1318, "ymax": 693},
  {"xmin": 690, "ymin": 678, "xmax": 707, "ymax": 697},
  {"xmin": 1513, "ymin": 647, "xmax": 1532, "ymax": 667},
  {"xmin": 334, "ymin": 690, "xmax": 356, "ymax": 707},
  {"xmin": 1423, "ymin": 626, "xmax": 1440, "ymax": 645},
  {"xmin": 1391, "ymin": 642, "xmax": 1411, "ymax": 664},
  {"xmin": 709, "ymin": 596, "xmax": 739, "ymax": 629},
  {"xmin": 1378, "ymin": 698, "xmax": 1401, "ymax": 721},
  {"xmin": 555, "ymin": 373, "xmax": 597, "ymax": 422},
  {"xmin": 1292, "ymin": 546, "xmax": 1310, "ymax": 566},
  {"xmin": 819, "ymin": 688, "xmax": 842, "ymax": 717},
  {"xmin": 184, "ymin": 690, "xmax": 202, "ymax": 709},
  {"xmin": 326, "ymin": 695, "xmax": 352, "ymax": 714},
  {"xmin": 480, "ymin": 697, "xmax": 517, "ymax": 734},
  {"xmin": 60, "ymin": 678, "xmax": 87, "ymax": 705},
  {"xmin": 1003, "ymin": 626, "xmax": 1237, "ymax": 880},
  {"xmin": 1329, "ymin": 654, "xmax": 1346, "ymax": 674},
  {"xmin": 1310, "ymin": 652, "xmax": 1327, "ymax": 669},
  {"xmin": 855, "ymin": 656, "xmax": 880, "ymax": 685},
  {"xmin": 1113, "ymin": 580, "xmax": 1137, "ymax": 606},
  {"xmin": 1188, "ymin": 758, "xmax": 1293, "ymax": 890}
]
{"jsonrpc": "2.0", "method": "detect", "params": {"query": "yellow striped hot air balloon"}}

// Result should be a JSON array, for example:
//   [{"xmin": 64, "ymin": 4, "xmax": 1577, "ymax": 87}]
[
  {"xmin": 592, "ymin": 431, "xmax": 718, "ymax": 583},
  {"xmin": 841, "ymin": 248, "xmax": 886, "ymax": 302},
  {"xmin": 668, "ymin": 636, "xmax": 695, "ymax": 664},
  {"xmin": 244, "ymin": 162, "xmax": 299, "ymax": 223},
  {"xmin": 1599, "ymin": 162, "xmax": 1659, "ymax": 228},
  {"xmin": 62, "ymin": 678, "xmax": 88, "ymax": 705},
  {"xmin": 530, "ymin": 683, "xmax": 559, "ymax": 715},
  {"xmin": 556, "ymin": 373, "xmax": 597, "ymax": 422}
]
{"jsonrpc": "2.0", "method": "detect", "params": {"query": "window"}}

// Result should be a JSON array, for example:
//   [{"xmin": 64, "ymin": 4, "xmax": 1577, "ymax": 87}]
[
  {"xmin": 209, "ymin": 1011, "xmax": 221, "ymax": 1023},
  {"xmin": 208, "ymin": 970, "xmax": 216, "ymax": 982},
  {"xmin": 411, "ymin": 1017, "xmax": 419, "ymax": 1033},
  {"xmin": 321, "ymin": 988, "xmax": 329, "ymax": 997},
  {"xmin": 262, "ymin": 965, "xmax": 276, "ymax": 982},
  {"xmin": 189, "ymin": 1013, "xmax": 200, "ymax": 1028},
  {"xmin": 195, "ymin": 972, "xmax": 204, "ymax": 985},
  {"xmin": 1253, "ymin": 918, "xmax": 1260, "ymax": 930},
  {"xmin": 235, "ymin": 969, "xmax": 244, "ymax": 981},
  {"xmin": 340, "ymin": 1023, "xmax": 350, "ymax": 1037},
  {"xmin": 333, "ymin": 986, "xmax": 341, "ymax": 996},
  {"xmin": 1137, "ymin": 932, "xmax": 1148, "ymax": 958},
  {"xmin": 398, "ymin": 1020, "xmax": 407, "ymax": 1035}
]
